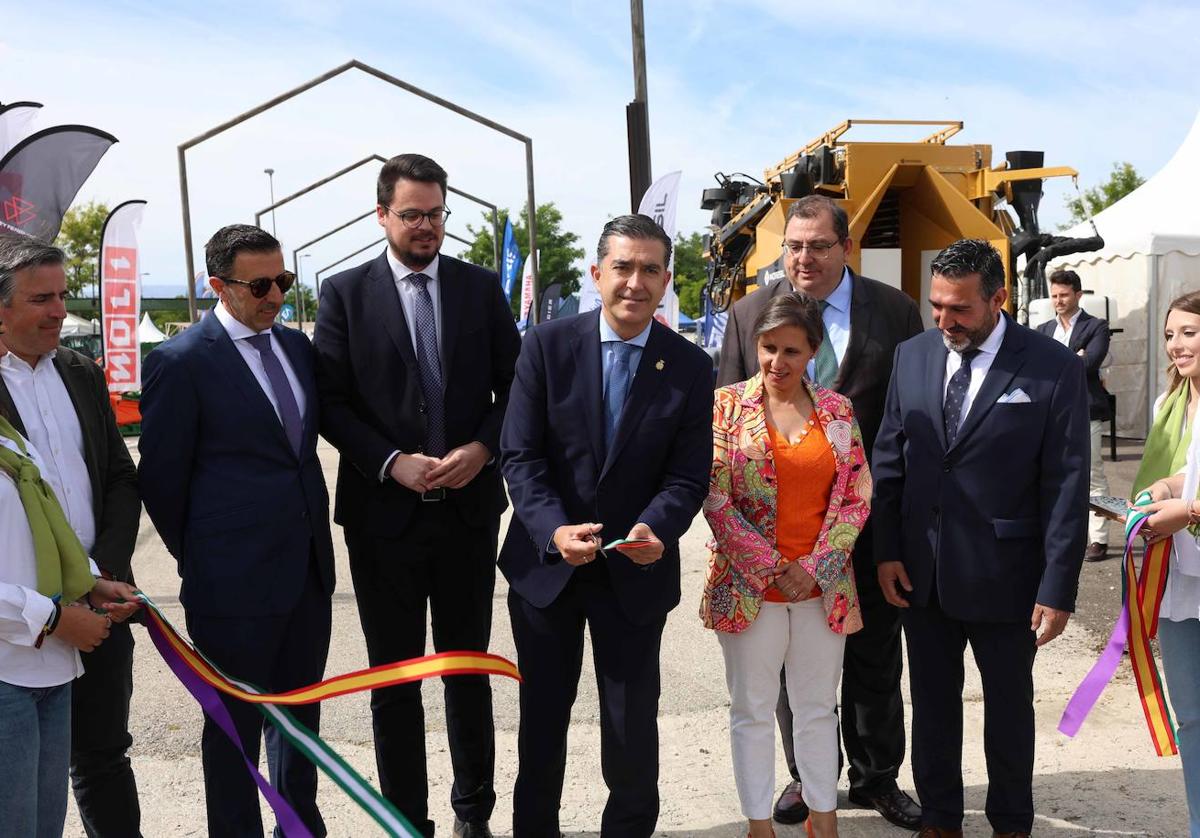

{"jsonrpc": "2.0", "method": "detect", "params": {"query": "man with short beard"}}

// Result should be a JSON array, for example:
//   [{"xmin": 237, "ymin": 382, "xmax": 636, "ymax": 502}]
[{"xmin": 871, "ymin": 238, "xmax": 1089, "ymax": 838}]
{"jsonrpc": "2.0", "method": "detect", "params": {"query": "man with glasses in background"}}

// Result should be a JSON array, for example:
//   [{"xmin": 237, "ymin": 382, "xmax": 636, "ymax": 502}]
[
  {"xmin": 314, "ymin": 154, "xmax": 521, "ymax": 838},
  {"xmin": 140, "ymin": 224, "xmax": 336, "ymax": 837},
  {"xmin": 717, "ymin": 195, "xmax": 924, "ymax": 830}
]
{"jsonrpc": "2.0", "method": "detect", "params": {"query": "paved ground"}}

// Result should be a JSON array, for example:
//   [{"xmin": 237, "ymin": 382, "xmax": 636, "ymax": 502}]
[{"xmin": 62, "ymin": 436, "xmax": 1188, "ymax": 837}]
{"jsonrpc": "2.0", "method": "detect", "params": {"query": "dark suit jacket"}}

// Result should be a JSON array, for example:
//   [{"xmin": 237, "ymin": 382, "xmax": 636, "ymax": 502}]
[
  {"xmin": 871, "ymin": 316, "xmax": 1089, "ymax": 622},
  {"xmin": 716, "ymin": 270, "xmax": 923, "ymax": 456},
  {"xmin": 499, "ymin": 310, "xmax": 713, "ymax": 624},
  {"xmin": 1036, "ymin": 310, "xmax": 1111, "ymax": 421},
  {"xmin": 313, "ymin": 252, "xmax": 521, "ymax": 537},
  {"xmin": 138, "ymin": 315, "xmax": 334, "ymax": 617},
  {"xmin": 0, "ymin": 347, "xmax": 139, "ymax": 581}
]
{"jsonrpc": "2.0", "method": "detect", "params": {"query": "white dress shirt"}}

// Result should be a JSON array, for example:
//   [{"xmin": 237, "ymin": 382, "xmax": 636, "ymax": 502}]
[
  {"xmin": 386, "ymin": 249, "xmax": 443, "ymax": 351},
  {"xmin": 0, "ymin": 350, "xmax": 95, "ymax": 554},
  {"xmin": 0, "ymin": 436, "xmax": 87, "ymax": 688},
  {"xmin": 214, "ymin": 302, "xmax": 306, "ymax": 426},
  {"xmin": 805, "ymin": 267, "xmax": 852, "ymax": 381},
  {"xmin": 599, "ymin": 314, "xmax": 652, "ymax": 383},
  {"xmin": 1156, "ymin": 391, "xmax": 1200, "ymax": 621},
  {"xmin": 942, "ymin": 313, "xmax": 1008, "ymax": 431},
  {"xmin": 1052, "ymin": 309, "xmax": 1082, "ymax": 346}
]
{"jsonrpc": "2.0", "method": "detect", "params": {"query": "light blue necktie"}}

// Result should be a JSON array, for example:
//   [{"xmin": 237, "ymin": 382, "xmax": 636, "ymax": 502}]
[{"xmin": 604, "ymin": 342, "xmax": 634, "ymax": 451}]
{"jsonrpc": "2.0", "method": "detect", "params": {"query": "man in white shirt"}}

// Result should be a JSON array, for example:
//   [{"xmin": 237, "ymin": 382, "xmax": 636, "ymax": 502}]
[{"xmin": 0, "ymin": 233, "xmax": 143, "ymax": 837}]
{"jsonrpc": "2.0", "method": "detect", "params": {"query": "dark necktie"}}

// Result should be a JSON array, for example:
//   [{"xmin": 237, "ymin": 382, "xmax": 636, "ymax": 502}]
[
  {"xmin": 604, "ymin": 342, "xmax": 634, "ymax": 451},
  {"xmin": 245, "ymin": 333, "xmax": 303, "ymax": 456},
  {"xmin": 406, "ymin": 273, "xmax": 446, "ymax": 457},
  {"xmin": 812, "ymin": 300, "xmax": 838, "ymax": 387},
  {"xmin": 943, "ymin": 348, "xmax": 982, "ymax": 447}
]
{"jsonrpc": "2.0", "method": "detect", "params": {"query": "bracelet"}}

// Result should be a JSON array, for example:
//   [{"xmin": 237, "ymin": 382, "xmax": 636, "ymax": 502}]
[
  {"xmin": 34, "ymin": 602, "xmax": 62, "ymax": 649},
  {"xmin": 1188, "ymin": 500, "xmax": 1200, "ymax": 529}
]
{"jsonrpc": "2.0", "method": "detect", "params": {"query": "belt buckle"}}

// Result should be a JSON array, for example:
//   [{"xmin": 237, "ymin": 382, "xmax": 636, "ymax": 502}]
[{"xmin": 420, "ymin": 487, "xmax": 447, "ymax": 502}]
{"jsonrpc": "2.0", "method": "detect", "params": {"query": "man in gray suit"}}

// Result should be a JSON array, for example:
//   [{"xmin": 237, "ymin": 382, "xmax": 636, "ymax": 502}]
[{"xmin": 717, "ymin": 195, "xmax": 923, "ymax": 830}]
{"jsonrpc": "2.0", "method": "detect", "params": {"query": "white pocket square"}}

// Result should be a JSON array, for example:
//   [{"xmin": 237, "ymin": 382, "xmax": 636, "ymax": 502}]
[{"xmin": 998, "ymin": 388, "xmax": 1031, "ymax": 404}]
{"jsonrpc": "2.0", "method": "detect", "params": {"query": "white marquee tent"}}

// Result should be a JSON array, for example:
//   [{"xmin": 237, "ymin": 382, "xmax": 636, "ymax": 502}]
[
  {"xmin": 137, "ymin": 312, "xmax": 167, "ymax": 344},
  {"xmin": 1054, "ymin": 110, "xmax": 1200, "ymax": 436}
]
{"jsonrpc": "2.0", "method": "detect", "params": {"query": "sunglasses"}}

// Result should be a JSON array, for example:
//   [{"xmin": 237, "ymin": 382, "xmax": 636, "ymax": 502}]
[{"xmin": 216, "ymin": 271, "xmax": 296, "ymax": 299}]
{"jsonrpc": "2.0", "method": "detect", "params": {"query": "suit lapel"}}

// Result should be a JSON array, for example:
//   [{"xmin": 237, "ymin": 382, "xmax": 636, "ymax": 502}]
[
  {"xmin": 603, "ymin": 321, "xmax": 669, "ymax": 476},
  {"xmin": 436, "ymin": 255, "xmax": 461, "ymax": 379},
  {"xmin": 568, "ymin": 311, "xmax": 606, "ymax": 472},
  {"xmin": 834, "ymin": 271, "xmax": 872, "ymax": 390},
  {"xmin": 0, "ymin": 371, "xmax": 23, "ymax": 437},
  {"xmin": 1069, "ymin": 311, "xmax": 1093, "ymax": 353},
  {"xmin": 201, "ymin": 315, "xmax": 294, "ymax": 456},
  {"xmin": 952, "ymin": 318, "xmax": 1026, "ymax": 450},
  {"xmin": 925, "ymin": 337, "xmax": 951, "ymax": 451},
  {"xmin": 367, "ymin": 252, "xmax": 419, "ymax": 371}
]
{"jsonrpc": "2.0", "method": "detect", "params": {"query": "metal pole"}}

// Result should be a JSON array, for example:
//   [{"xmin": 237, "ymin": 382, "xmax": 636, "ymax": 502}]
[
  {"xmin": 631, "ymin": 0, "xmax": 648, "ymax": 103},
  {"xmin": 491, "ymin": 206, "xmax": 500, "ymax": 271},
  {"xmin": 627, "ymin": 0, "xmax": 652, "ymax": 212},
  {"xmin": 525, "ymin": 140, "xmax": 540, "ymax": 323},
  {"xmin": 264, "ymin": 168, "xmax": 276, "ymax": 235},
  {"xmin": 179, "ymin": 147, "xmax": 197, "ymax": 323},
  {"xmin": 316, "ymin": 237, "xmax": 387, "ymax": 287}
]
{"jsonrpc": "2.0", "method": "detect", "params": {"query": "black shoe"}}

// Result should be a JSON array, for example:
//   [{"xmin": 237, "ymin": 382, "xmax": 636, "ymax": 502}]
[
  {"xmin": 772, "ymin": 779, "xmax": 809, "ymax": 825},
  {"xmin": 452, "ymin": 818, "xmax": 492, "ymax": 838},
  {"xmin": 847, "ymin": 786, "xmax": 921, "ymax": 830},
  {"xmin": 1085, "ymin": 542, "xmax": 1108, "ymax": 562}
]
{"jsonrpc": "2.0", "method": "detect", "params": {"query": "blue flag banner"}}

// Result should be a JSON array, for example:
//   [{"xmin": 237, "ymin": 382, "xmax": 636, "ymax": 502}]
[{"xmin": 501, "ymin": 219, "xmax": 521, "ymax": 300}]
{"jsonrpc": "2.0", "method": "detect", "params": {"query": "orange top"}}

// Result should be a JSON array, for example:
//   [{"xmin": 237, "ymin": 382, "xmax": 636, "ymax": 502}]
[{"xmin": 765, "ymin": 419, "xmax": 835, "ymax": 603}]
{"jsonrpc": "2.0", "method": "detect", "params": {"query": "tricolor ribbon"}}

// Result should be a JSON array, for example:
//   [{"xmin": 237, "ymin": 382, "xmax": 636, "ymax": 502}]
[
  {"xmin": 137, "ymin": 593, "xmax": 521, "ymax": 835},
  {"xmin": 1058, "ymin": 492, "xmax": 1179, "ymax": 756}
]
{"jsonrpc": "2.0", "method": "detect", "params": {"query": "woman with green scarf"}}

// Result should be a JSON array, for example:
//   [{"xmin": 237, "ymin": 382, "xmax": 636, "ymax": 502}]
[
  {"xmin": 1129, "ymin": 289, "xmax": 1200, "ymax": 837},
  {"xmin": 0, "ymin": 410, "xmax": 140, "ymax": 838}
]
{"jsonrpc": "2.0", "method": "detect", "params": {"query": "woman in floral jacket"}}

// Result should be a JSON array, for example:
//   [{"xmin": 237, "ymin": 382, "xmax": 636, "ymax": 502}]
[{"xmin": 701, "ymin": 292, "xmax": 870, "ymax": 838}]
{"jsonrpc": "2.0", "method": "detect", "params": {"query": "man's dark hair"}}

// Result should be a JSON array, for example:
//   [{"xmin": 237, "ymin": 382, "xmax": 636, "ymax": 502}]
[
  {"xmin": 204, "ymin": 224, "xmax": 281, "ymax": 279},
  {"xmin": 0, "ymin": 234, "xmax": 65, "ymax": 307},
  {"xmin": 376, "ymin": 153, "xmax": 448, "ymax": 207},
  {"xmin": 595, "ymin": 214, "xmax": 673, "ymax": 266},
  {"xmin": 753, "ymin": 291, "xmax": 824, "ymax": 352},
  {"xmin": 784, "ymin": 195, "xmax": 849, "ymax": 243},
  {"xmin": 930, "ymin": 238, "xmax": 1006, "ymax": 299},
  {"xmin": 1048, "ymin": 267, "xmax": 1082, "ymax": 294}
]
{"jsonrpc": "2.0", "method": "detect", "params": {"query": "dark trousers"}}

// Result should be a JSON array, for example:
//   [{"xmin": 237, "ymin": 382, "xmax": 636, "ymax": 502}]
[
  {"xmin": 186, "ymin": 558, "xmax": 332, "ymax": 838},
  {"xmin": 508, "ymin": 564, "xmax": 665, "ymax": 838},
  {"xmin": 346, "ymin": 502, "xmax": 497, "ymax": 837},
  {"xmin": 778, "ymin": 537, "xmax": 906, "ymax": 795},
  {"xmin": 901, "ymin": 600, "xmax": 1036, "ymax": 834},
  {"xmin": 71, "ymin": 620, "xmax": 142, "ymax": 838}
]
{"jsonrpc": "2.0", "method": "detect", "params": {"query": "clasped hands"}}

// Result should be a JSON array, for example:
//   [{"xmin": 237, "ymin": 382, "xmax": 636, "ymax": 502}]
[
  {"xmin": 389, "ymin": 442, "xmax": 490, "ymax": 493},
  {"xmin": 551, "ymin": 522, "xmax": 664, "ymax": 566},
  {"xmin": 1136, "ymin": 477, "xmax": 1193, "ymax": 544},
  {"xmin": 54, "ymin": 579, "xmax": 141, "ymax": 653},
  {"xmin": 765, "ymin": 561, "xmax": 818, "ymax": 602}
]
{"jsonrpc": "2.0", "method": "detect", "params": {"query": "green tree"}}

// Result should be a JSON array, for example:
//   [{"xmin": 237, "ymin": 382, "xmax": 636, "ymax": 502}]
[
  {"xmin": 54, "ymin": 200, "xmax": 110, "ymax": 295},
  {"xmin": 1063, "ymin": 162, "xmax": 1144, "ymax": 227},
  {"xmin": 672, "ymin": 231, "xmax": 708, "ymax": 318},
  {"xmin": 459, "ymin": 202, "xmax": 584, "ymax": 317},
  {"xmin": 284, "ymin": 281, "xmax": 318, "ymax": 321}
]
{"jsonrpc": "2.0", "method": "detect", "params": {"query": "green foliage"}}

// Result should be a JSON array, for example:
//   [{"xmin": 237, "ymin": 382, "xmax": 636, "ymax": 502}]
[
  {"xmin": 54, "ymin": 201, "xmax": 110, "ymax": 295},
  {"xmin": 1063, "ymin": 162, "xmax": 1144, "ymax": 228},
  {"xmin": 459, "ymin": 202, "xmax": 584, "ymax": 317},
  {"xmin": 284, "ymin": 279, "xmax": 318, "ymax": 320},
  {"xmin": 672, "ymin": 231, "xmax": 707, "ymax": 318}
]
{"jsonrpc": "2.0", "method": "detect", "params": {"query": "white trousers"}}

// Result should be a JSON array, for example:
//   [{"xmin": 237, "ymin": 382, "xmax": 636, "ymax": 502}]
[
  {"xmin": 1089, "ymin": 419, "xmax": 1111, "ymax": 545},
  {"xmin": 718, "ymin": 599, "xmax": 846, "ymax": 818}
]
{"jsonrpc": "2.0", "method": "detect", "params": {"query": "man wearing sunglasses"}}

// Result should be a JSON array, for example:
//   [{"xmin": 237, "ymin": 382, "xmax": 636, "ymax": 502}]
[
  {"xmin": 139, "ymin": 224, "xmax": 335, "ymax": 837},
  {"xmin": 314, "ymin": 154, "xmax": 521, "ymax": 838}
]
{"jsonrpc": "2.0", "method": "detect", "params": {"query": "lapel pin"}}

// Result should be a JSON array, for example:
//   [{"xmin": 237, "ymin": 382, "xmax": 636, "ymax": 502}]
[{"xmin": 655, "ymin": 359, "xmax": 665, "ymax": 371}]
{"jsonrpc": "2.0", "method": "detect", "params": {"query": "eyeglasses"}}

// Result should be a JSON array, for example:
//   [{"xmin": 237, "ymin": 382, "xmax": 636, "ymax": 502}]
[
  {"xmin": 782, "ymin": 240, "xmax": 841, "ymax": 259},
  {"xmin": 382, "ymin": 206, "xmax": 452, "ymax": 229},
  {"xmin": 216, "ymin": 271, "xmax": 296, "ymax": 299}
]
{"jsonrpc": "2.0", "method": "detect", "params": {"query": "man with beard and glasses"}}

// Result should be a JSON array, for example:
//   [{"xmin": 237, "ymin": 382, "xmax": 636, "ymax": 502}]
[
  {"xmin": 871, "ymin": 238, "xmax": 1089, "ymax": 838},
  {"xmin": 314, "ymin": 154, "xmax": 520, "ymax": 838}
]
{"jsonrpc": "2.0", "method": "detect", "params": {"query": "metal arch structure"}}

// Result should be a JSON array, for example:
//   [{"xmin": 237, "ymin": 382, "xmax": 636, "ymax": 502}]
[
  {"xmin": 310, "ymin": 230, "xmax": 474, "ymax": 291},
  {"xmin": 251, "ymin": 153, "xmax": 502, "ymax": 270},
  {"xmin": 177, "ymin": 59, "xmax": 538, "ymax": 322}
]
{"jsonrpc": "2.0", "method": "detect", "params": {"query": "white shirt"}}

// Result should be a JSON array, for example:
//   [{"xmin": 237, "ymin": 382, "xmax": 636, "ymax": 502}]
[
  {"xmin": 214, "ymin": 302, "xmax": 306, "ymax": 426},
  {"xmin": 805, "ymin": 267, "xmax": 852, "ymax": 380},
  {"xmin": 386, "ymin": 249, "xmax": 443, "ymax": 352},
  {"xmin": 1052, "ymin": 309, "xmax": 1082, "ymax": 346},
  {"xmin": 1156, "ymin": 391, "xmax": 1200, "ymax": 621},
  {"xmin": 942, "ymin": 313, "xmax": 1008, "ymax": 431},
  {"xmin": 0, "ymin": 436, "xmax": 87, "ymax": 688},
  {"xmin": 0, "ymin": 350, "xmax": 95, "ymax": 553}
]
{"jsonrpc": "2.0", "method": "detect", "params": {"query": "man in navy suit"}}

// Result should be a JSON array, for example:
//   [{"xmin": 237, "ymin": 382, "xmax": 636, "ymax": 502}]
[
  {"xmin": 872, "ymin": 239, "xmax": 1088, "ymax": 838},
  {"xmin": 1037, "ymin": 268, "xmax": 1112, "ymax": 561},
  {"xmin": 140, "ymin": 224, "xmax": 335, "ymax": 837},
  {"xmin": 500, "ymin": 214, "xmax": 713, "ymax": 838}
]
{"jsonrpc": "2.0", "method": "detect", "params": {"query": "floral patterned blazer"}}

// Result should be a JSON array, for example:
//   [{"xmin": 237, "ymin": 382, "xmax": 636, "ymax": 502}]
[{"xmin": 700, "ymin": 373, "xmax": 870, "ymax": 635}]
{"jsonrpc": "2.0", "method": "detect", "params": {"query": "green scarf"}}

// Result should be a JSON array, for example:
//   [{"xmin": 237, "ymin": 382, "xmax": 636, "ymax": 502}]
[
  {"xmin": 1132, "ymin": 384, "xmax": 1194, "ymax": 495},
  {"xmin": 0, "ymin": 415, "xmax": 94, "ymax": 603}
]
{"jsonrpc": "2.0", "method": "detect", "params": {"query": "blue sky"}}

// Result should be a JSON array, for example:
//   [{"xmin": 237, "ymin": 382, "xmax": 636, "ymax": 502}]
[{"xmin": 2, "ymin": 0, "xmax": 1198, "ymax": 293}]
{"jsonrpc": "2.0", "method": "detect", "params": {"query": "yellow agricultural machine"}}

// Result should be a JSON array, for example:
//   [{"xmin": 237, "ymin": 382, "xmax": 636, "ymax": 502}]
[{"xmin": 701, "ymin": 119, "xmax": 1103, "ymax": 322}]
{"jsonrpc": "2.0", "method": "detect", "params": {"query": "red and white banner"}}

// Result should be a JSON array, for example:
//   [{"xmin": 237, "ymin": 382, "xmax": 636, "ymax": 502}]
[
  {"xmin": 99, "ymin": 200, "xmax": 146, "ymax": 393},
  {"xmin": 519, "ymin": 251, "xmax": 537, "ymax": 324}
]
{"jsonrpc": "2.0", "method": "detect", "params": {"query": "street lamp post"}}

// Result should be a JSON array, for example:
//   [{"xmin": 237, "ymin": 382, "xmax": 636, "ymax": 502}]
[
  {"xmin": 264, "ymin": 168, "xmax": 277, "ymax": 235},
  {"xmin": 296, "ymin": 253, "xmax": 311, "ymax": 326}
]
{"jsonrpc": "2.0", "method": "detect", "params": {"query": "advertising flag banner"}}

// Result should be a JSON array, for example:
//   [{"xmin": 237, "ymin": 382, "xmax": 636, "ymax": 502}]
[
  {"xmin": 637, "ymin": 170, "xmax": 682, "ymax": 330},
  {"xmin": 0, "ymin": 125, "xmax": 117, "ymax": 240},
  {"xmin": 0, "ymin": 101, "xmax": 42, "ymax": 160},
  {"xmin": 501, "ymin": 219, "xmax": 521, "ymax": 301},
  {"xmin": 518, "ymin": 252, "xmax": 536, "ymax": 325},
  {"xmin": 99, "ymin": 200, "xmax": 146, "ymax": 393}
]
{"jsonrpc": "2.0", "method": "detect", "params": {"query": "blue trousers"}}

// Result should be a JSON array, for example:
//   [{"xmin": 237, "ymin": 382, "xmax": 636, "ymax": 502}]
[
  {"xmin": 0, "ymin": 679, "xmax": 72, "ymax": 838},
  {"xmin": 1161, "ymin": 617, "xmax": 1200, "ymax": 838}
]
